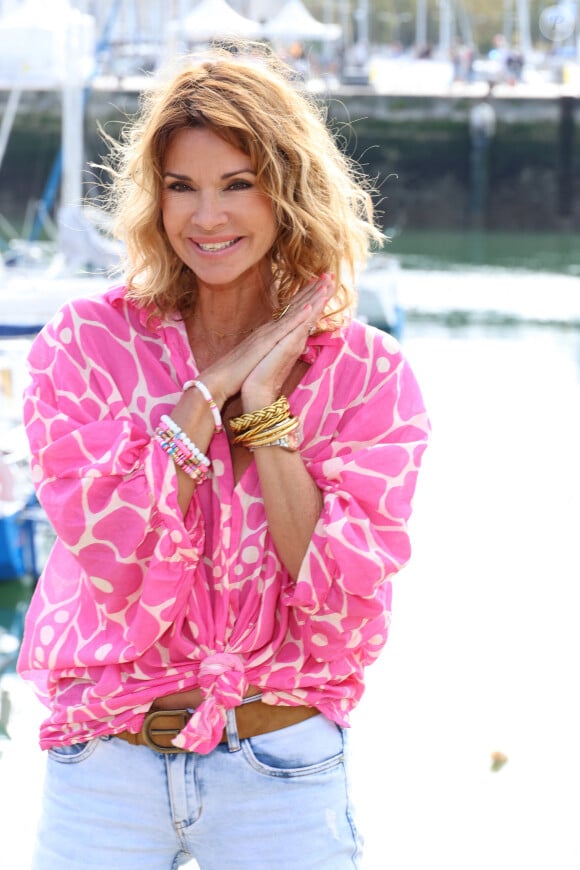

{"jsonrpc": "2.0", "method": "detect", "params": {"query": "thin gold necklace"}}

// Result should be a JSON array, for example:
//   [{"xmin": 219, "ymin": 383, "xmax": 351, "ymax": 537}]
[{"xmin": 206, "ymin": 324, "xmax": 255, "ymax": 339}]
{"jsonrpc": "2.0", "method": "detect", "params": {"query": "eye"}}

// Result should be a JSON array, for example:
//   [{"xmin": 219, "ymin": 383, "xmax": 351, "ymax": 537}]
[
  {"xmin": 166, "ymin": 181, "xmax": 192, "ymax": 193},
  {"xmin": 226, "ymin": 179, "xmax": 252, "ymax": 191}
]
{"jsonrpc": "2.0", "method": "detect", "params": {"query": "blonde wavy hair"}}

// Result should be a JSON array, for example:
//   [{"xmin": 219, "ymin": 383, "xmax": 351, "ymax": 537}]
[{"xmin": 106, "ymin": 43, "xmax": 384, "ymax": 328}]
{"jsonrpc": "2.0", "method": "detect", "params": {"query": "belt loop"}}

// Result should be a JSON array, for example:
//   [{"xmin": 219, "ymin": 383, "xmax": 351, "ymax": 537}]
[
  {"xmin": 225, "ymin": 708, "xmax": 241, "ymax": 752},
  {"xmin": 241, "ymin": 692, "xmax": 263, "ymax": 705}
]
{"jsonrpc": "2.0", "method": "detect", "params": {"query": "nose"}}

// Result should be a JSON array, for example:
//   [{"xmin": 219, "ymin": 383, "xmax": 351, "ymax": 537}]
[{"xmin": 192, "ymin": 191, "xmax": 227, "ymax": 231}]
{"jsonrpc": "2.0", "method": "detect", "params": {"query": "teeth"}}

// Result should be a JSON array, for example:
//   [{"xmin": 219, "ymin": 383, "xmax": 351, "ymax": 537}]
[{"xmin": 197, "ymin": 239, "xmax": 238, "ymax": 252}]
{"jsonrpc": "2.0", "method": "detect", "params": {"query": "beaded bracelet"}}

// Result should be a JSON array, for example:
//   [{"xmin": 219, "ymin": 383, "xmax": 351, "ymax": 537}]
[
  {"xmin": 155, "ymin": 431, "xmax": 209, "ymax": 484},
  {"xmin": 183, "ymin": 379, "xmax": 223, "ymax": 433},
  {"xmin": 159, "ymin": 415, "xmax": 210, "ymax": 467},
  {"xmin": 155, "ymin": 415, "xmax": 210, "ymax": 483},
  {"xmin": 155, "ymin": 426, "xmax": 207, "ymax": 465},
  {"xmin": 170, "ymin": 446, "xmax": 209, "ymax": 483}
]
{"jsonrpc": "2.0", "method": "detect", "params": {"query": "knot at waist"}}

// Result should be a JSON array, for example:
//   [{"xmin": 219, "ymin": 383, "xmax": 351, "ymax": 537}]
[
  {"xmin": 198, "ymin": 652, "xmax": 246, "ymax": 704},
  {"xmin": 172, "ymin": 652, "xmax": 247, "ymax": 754}
]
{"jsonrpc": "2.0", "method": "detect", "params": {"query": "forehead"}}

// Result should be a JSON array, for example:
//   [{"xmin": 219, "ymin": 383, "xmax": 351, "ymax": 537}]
[{"xmin": 164, "ymin": 127, "xmax": 251, "ymax": 169}]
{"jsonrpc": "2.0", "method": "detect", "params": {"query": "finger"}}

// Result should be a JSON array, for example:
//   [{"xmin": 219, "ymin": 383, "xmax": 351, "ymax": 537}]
[
  {"xmin": 274, "ymin": 273, "xmax": 333, "ymax": 318},
  {"xmin": 274, "ymin": 279, "xmax": 332, "ymax": 329},
  {"xmin": 295, "ymin": 273, "xmax": 333, "ymax": 305},
  {"xmin": 237, "ymin": 273, "xmax": 332, "ymax": 357}
]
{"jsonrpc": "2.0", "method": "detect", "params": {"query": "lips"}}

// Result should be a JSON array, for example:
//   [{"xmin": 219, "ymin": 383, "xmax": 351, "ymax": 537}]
[{"xmin": 193, "ymin": 237, "xmax": 242, "ymax": 252}]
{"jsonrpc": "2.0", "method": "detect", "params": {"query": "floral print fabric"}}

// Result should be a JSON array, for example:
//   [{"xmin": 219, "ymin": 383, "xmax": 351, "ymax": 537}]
[{"xmin": 18, "ymin": 285, "xmax": 429, "ymax": 752}]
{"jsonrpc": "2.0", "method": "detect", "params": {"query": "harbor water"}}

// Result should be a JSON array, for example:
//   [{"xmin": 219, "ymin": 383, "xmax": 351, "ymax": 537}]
[
  {"xmin": 350, "ymin": 314, "xmax": 580, "ymax": 869},
  {"xmin": 1, "ymin": 234, "xmax": 579, "ymax": 868}
]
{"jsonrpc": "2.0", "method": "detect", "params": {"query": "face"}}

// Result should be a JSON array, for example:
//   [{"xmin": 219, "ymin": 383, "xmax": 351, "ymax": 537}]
[{"xmin": 161, "ymin": 127, "xmax": 277, "ymax": 295}]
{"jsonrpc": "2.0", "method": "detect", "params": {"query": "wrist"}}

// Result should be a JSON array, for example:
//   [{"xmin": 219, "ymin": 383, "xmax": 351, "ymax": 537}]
[
  {"xmin": 184, "ymin": 378, "xmax": 224, "ymax": 433},
  {"xmin": 240, "ymin": 388, "xmax": 278, "ymax": 414},
  {"xmin": 250, "ymin": 423, "xmax": 303, "ymax": 452},
  {"xmin": 192, "ymin": 374, "xmax": 227, "ymax": 412}
]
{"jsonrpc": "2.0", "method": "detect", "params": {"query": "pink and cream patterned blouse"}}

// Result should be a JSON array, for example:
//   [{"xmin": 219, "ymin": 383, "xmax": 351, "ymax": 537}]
[{"xmin": 18, "ymin": 285, "xmax": 430, "ymax": 753}]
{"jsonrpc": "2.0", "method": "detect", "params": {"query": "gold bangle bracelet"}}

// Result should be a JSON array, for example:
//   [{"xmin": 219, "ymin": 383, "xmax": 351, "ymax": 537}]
[
  {"xmin": 233, "ymin": 415, "xmax": 298, "ymax": 444},
  {"xmin": 229, "ymin": 396, "xmax": 290, "ymax": 434},
  {"xmin": 239, "ymin": 417, "xmax": 300, "ymax": 449},
  {"xmin": 234, "ymin": 414, "xmax": 287, "ymax": 440},
  {"xmin": 231, "ymin": 414, "xmax": 295, "ymax": 445}
]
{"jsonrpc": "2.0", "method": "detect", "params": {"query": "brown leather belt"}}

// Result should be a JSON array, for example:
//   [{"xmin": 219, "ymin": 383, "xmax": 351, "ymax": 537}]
[{"xmin": 115, "ymin": 701, "xmax": 319, "ymax": 754}]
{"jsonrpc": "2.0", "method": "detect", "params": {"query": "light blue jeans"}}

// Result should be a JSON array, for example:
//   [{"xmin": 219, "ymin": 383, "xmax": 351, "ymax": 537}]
[{"xmin": 32, "ymin": 714, "xmax": 363, "ymax": 869}]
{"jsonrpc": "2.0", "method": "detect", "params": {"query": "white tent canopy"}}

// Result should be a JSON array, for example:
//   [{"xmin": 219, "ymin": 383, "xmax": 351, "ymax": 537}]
[
  {"xmin": 0, "ymin": 0, "xmax": 95, "ymax": 87},
  {"xmin": 262, "ymin": 0, "xmax": 341, "ymax": 42},
  {"xmin": 183, "ymin": 0, "xmax": 263, "ymax": 42}
]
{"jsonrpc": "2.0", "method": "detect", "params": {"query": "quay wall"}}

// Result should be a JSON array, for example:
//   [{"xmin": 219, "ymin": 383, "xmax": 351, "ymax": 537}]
[{"xmin": 0, "ymin": 88, "xmax": 577, "ymax": 233}]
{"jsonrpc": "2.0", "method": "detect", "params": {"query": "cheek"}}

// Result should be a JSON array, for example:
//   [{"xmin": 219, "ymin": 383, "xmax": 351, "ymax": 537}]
[
  {"xmin": 159, "ymin": 208, "xmax": 181, "ymax": 254},
  {"xmin": 258, "ymin": 204, "xmax": 277, "ymax": 247},
  {"xmin": 160, "ymin": 200, "xmax": 180, "ymax": 236}
]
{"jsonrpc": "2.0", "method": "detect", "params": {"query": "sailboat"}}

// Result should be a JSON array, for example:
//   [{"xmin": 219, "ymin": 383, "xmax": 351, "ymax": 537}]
[
  {"xmin": 0, "ymin": 0, "xmax": 121, "ymax": 338},
  {"xmin": 0, "ymin": 1, "xmax": 120, "ymax": 580}
]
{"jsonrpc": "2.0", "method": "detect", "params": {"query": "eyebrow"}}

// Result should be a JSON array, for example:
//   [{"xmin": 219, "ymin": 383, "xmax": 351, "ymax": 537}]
[{"xmin": 163, "ymin": 168, "xmax": 256, "ymax": 181}]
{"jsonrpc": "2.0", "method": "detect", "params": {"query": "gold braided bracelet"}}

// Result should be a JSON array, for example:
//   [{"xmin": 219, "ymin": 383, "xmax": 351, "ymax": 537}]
[
  {"xmin": 229, "ymin": 396, "xmax": 299, "ymax": 448},
  {"xmin": 229, "ymin": 396, "xmax": 290, "ymax": 434},
  {"xmin": 229, "ymin": 396, "xmax": 290, "ymax": 442}
]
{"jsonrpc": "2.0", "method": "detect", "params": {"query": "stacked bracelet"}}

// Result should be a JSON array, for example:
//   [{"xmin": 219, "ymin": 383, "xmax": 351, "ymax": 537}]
[
  {"xmin": 183, "ymin": 379, "xmax": 223, "ymax": 433},
  {"xmin": 229, "ymin": 397, "xmax": 290, "ymax": 445},
  {"xmin": 242, "ymin": 416, "xmax": 301, "ymax": 448},
  {"xmin": 229, "ymin": 396, "xmax": 301, "ymax": 451},
  {"xmin": 155, "ymin": 414, "xmax": 210, "ymax": 483}
]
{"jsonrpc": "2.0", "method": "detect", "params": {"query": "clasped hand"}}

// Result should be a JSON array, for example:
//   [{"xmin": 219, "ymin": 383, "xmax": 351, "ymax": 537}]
[{"xmin": 202, "ymin": 274, "xmax": 332, "ymax": 413}]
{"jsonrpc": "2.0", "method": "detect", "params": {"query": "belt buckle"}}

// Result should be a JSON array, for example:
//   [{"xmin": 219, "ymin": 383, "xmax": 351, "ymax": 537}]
[{"xmin": 142, "ymin": 708, "xmax": 190, "ymax": 754}]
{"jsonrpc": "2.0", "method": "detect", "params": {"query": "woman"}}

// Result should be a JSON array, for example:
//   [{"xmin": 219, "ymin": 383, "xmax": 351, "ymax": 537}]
[{"xmin": 19, "ymin": 46, "xmax": 430, "ymax": 869}]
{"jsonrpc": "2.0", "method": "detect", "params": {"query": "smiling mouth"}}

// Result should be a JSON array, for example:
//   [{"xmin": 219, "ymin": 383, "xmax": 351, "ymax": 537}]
[{"xmin": 195, "ymin": 238, "xmax": 241, "ymax": 252}]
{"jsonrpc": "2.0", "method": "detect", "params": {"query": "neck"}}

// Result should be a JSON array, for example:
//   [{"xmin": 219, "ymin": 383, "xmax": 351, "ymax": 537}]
[
  {"xmin": 189, "ymin": 309, "xmax": 266, "ymax": 344},
  {"xmin": 186, "ymin": 306, "xmax": 270, "ymax": 370},
  {"xmin": 191, "ymin": 292, "xmax": 271, "ymax": 341},
  {"xmin": 203, "ymin": 322, "xmax": 255, "ymax": 339},
  {"xmin": 193, "ymin": 264, "xmax": 275, "ymax": 328}
]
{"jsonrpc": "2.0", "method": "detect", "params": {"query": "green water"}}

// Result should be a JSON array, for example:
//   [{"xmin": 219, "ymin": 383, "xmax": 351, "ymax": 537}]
[
  {"xmin": 382, "ymin": 229, "xmax": 580, "ymax": 275},
  {"xmin": 0, "ymin": 579, "xmax": 32, "ymax": 630}
]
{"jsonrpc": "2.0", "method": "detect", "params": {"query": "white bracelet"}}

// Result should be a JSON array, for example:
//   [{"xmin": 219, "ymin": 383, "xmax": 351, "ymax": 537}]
[
  {"xmin": 160, "ymin": 414, "xmax": 181, "ymax": 435},
  {"xmin": 158, "ymin": 415, "xmax": 210, "ymax": 466},
  {"xmin": 184, "ymin": 379, "xmax": 223, "ymax": 433}
]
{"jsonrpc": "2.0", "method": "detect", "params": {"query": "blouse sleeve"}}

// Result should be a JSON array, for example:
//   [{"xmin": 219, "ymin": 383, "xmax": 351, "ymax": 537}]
[
  {"xmin": 22, "ymin": 301, "xmax": 205, "ymax": 655},
  {"xmin": 282, "ymin": 328, "xmax": 430, "ymax": 667}
]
